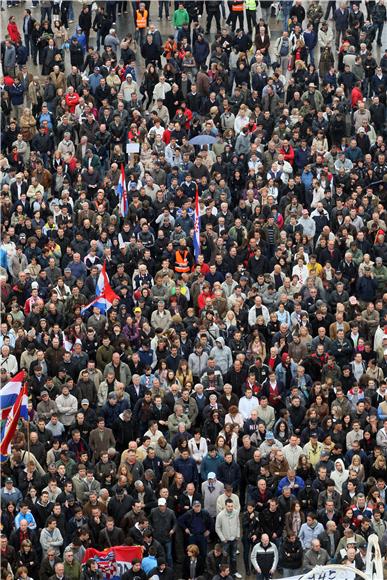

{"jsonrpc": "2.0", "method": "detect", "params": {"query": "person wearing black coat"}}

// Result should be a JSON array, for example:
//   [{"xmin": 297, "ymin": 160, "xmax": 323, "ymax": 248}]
[
  {"xmin": 78, "ymin": 5, "xmax": 92, "ymax": 47},
  {"xmin": 182, "ymin": 544, "xmax": 206, "ymax": 580},
  {"xmin": 279, "ymin": 533, "xmax": 303, "ymax": 576},
  {"xmin": 97, "ymin": 518, "xmax": 125, "ymax": 549},
  {"xmin": 112, "ymin": 410, "xmax": 136, "ymax": 452},
  {"xmin": 217, "ymin": 452, "xmax": 241, "ymax": 492},
  {"xmin": 107, "ymin": 490, "xmax": 133, "ymax": 524},
  {"xmin": 41, "ymin": 41, "xmax": 59, "ymax": 76},
  {"xmin": 39, "ymin": 553, "xmax": 61, "ymax": 580},
  {"xmin": 69, "ymin": 38, "xmax": 84, "ymax": 68}
]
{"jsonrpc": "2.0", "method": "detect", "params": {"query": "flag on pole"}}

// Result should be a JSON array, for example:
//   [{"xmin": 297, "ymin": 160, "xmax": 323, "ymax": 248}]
[
  {"xmin": 81, "ymin": 262, "xmax": 119, "ymax": 315},
  {"xmin": 0, "ymin": 383, "xmax": 28, "ymax": 462},
  {"xmin": 0, "ymin": 371, "xmax": 26, "ymax": 419},
  {"xmin": 193, "ymin": 184, "xmax": 201, "ymax": 263},
  {"xmin": 117, "ymin": 163, "xmax": 128, "ymax": 218}
]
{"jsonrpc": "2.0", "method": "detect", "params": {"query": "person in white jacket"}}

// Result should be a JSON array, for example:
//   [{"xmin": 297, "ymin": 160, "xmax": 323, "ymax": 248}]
[
  {"xmin": 238, "ymin": 388, "xmax": 259, "ymax": 420},
  {"xmin": 40, "ymin": 517, "xmax": 64, "ymax": 556},
  {"xmin": 188, "ymin": 430, "xmax": 208, "ymax": 469},
  {"xmin": 215, "ymin": 500, "xmax": 242, "ymax": 578},
  {"xmin": 55, "ymin": 384, "xmax": 78, "ymax": 426},
  {"xmin": 0, "ymin": 345, "xmax": 18, "ymax": 376}
]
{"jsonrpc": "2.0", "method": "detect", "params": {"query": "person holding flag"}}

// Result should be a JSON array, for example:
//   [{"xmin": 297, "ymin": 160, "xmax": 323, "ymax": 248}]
[
  {"xmin": 193, "ymin": 182, "xmax": 201, "ymax": 264},
  {"xmin": 81, "ymin": 261, "xmax": 119, "ymax": 316},
  {"xmin": 117, "ymin": 163, "xmax": 128, "ymax": 218}
]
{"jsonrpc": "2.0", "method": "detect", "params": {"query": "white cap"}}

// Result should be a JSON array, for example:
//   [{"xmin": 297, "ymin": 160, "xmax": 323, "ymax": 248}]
[{"xmin": 158, "ymin": 498, "xmax": 166, "ymax": 506}]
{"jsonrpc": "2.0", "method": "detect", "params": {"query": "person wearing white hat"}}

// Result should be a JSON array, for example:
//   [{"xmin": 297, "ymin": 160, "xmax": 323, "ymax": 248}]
[
  {"xmin": 201, "ymin": 472, "xmax": 225, "ymax": 518},
  {"xmin": 149, "ymin": 497, "xmax": 177, "ymax": 567}
]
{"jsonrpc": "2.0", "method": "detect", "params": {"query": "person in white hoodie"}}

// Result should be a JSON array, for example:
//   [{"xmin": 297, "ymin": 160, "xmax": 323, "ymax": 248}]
[
  {"xmin": 210, "ymin": 337, "xmax": 233, "ymax": 375},
  {"xmin": 40, "ymin": 517, "xmax": 63, "ymax": 556},
  {"xmin": 330, "ymin": 458, "xmax": 349, "ymax": 494},
  {"xmin": 215, "ymin": 499, "xmax": 242, "ymax": 578}
]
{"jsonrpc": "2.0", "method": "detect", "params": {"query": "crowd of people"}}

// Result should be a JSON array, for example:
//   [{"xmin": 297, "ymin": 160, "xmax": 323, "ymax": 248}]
[{"xmin": 0, "ymin": 0, "xmax": 387, "ymax": 579}]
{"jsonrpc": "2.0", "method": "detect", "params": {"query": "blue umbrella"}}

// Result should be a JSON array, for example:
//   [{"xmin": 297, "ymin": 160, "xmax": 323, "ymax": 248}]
[{"xmin": 189, "ymin": 135, "xmax": 217, "ymax": 146}]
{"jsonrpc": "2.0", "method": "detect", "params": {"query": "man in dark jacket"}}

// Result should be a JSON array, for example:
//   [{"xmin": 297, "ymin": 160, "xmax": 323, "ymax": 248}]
[
  {"xmin": 178, "ymin": 501, "xmax": 213, "ymax": 557},
  {"xmin": 97, "ymin": 516, "xmax": 125, "ymax": 549},
  {"xmin": 279, "ymin": 532, "xmax": 303, "ymax": 576},
  {"xmin": 217, "ymin": 452, "xmax": 241, "ymax": 492},
  {"xmin": 149, "ymin": 499, "xmax": 177, "ymax": 567}
]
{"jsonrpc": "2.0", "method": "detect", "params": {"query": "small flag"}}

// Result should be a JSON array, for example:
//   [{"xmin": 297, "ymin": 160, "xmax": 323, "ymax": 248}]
[
  {"xmin": 193, "ymin": 184, "xmax": 201, "ymax": 263},
  {"xmin": 117, "ymin": 164, "xmax": 128, "ymax": 218}
]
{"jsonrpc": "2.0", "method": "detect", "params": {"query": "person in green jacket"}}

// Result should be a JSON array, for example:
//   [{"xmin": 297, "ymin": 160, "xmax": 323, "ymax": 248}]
[
  {"xmin": 173, "ymin": 2, "xmax": 190, "ymax": 31},
  {"xmin": 63, "ymin": 549, "xmax": 81, "ymax": 580}
]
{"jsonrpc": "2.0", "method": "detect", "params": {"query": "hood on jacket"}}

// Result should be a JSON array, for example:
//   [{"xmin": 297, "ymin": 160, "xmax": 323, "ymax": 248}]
[{"xmin": 215, "ymin": 337, "xmax": 225, "ymax": 348}]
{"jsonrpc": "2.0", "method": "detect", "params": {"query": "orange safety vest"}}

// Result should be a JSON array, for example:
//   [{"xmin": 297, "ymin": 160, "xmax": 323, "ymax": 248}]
[
  {"xmin": 232, "ymin": 0, "xmax": 244, "ymax": 11},
  {"xmin": 136, "ymin": 9, "xmax": 148, "ymax": 28},
  {"xmin": 175, "ymin": 250, "xmax": 190, "ymax": 273}
]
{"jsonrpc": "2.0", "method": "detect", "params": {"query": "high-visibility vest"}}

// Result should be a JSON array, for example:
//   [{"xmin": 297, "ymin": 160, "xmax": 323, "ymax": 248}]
[
  {"xmin": 136, "ymin": 9, "xmax": 148, "ymax": 28},
  {"xmin": 245, "ymin": 0, "xmax": 257, "ymax": 10},
  {"xmin": 175, "ymin": 250, "xmax": 190, "ymax": 273},
  {"xmin": 232, "ymin": 0, "xmax": 244, "ymax": 12}
]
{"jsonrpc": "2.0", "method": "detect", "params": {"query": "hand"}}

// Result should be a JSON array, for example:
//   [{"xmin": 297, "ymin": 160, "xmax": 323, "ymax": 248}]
[
  {"xmin": 185, "ymin": 528, "xmax": 190, "ymax": 535},
  {"xmin": 204, "ymin": 530, "xmax": 210, "ymax": 537}
]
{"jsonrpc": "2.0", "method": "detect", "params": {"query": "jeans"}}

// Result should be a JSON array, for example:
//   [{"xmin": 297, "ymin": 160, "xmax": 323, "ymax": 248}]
[
  {"xmin": 375, "ymin": 21, "xmax": 384, "ymax": 43},
  {"xmin": 158, "ymin": 0, "xmax": 169, "ymax": 18},
  {"xmin": 325, "ymin": 0, "xmax": 336, "ymax": 19},
  {"xmin": 308, "ymin": 47, "xmax": 315, "ymax": 66},
  {"xmin": 161, "ymin": 539, "xmax": 173, "ymax": 568},
  {"xmin": 40, "ymin": 6, "xmax": 51, "ymax": 22},
  {"xmin": 67, "ymin": 1, "xmax": 74, "ymax": 21},
  {"xmin": 229, "ymin": 11, "xmax": 244, "ymax": 29},
  {"xmin": 282, "ymin": 5, "xmax": 291, "ymax": 31},
  {"xmin": 246, "ymin": 9, "xmax": 256, "ymax": 34},
  {"xmin": 283, "ymin": 569, "xmax": 302, "ymax": 577},
  {"xmin": 24, "ymin": 34, "xmax": 30, "ymax": 57},
  {"xmin": 223, "ymin": 540, "xmax": 238, "ymax": 574},
  {"xmin": 206, "ymin": 10, "xmax": 221, "ymax": 32},
  {"xmin": 242, "ymin": 536, "xmax": 252, "ymax": 574}
]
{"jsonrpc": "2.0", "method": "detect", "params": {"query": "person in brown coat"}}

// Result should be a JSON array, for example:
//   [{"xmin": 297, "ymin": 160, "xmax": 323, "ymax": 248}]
[{"xmin": 89, "ymin": 418, "xmax": 116, "ymax": 461}]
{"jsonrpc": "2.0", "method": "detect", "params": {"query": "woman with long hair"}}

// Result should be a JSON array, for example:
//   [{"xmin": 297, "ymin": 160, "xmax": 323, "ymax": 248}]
[{"xmin": 284, "ymin": 500, "xmax": 305, "ymax": 536}]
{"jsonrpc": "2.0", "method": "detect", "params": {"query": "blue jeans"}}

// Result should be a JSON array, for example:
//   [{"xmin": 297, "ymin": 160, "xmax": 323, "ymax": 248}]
[
  {"xmin": 308, "ymin": 47, "xmax": 315, "ymax": 65},
  {"xmin": 223, "ymin": 540, "xmax": 238, "ymax": 574},
  {"xmin": 161, "ymin": 539, "xmax": 173, "ymax": 568}
]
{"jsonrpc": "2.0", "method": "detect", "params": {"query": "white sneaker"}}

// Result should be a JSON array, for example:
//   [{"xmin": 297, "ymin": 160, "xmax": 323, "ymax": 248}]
[{"xmin": 234, "ymin": 574, "xmax": 242, "ymax": 578}]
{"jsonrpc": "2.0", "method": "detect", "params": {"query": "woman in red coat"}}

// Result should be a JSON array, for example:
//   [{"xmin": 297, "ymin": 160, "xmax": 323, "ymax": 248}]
[{"xmin": 7, "ymin": 16, "xmax": 21, "ymax": 44}]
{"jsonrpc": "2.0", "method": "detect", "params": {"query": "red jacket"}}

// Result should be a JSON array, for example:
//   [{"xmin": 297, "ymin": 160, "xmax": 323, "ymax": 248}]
[
  {"xmin": 351, "ymin": 86, "xmax": 363, "ymax": 109},
  {"xmin": 65, "ymin": 92, "xmax": 80, "ymax": 113},
  {"xmin": 279, "ymin": 145, "xmax": 295, "ymax": 166},
  {"xmin": 7, "ymin": 22, "xmax": 21, "ymax": 44}
]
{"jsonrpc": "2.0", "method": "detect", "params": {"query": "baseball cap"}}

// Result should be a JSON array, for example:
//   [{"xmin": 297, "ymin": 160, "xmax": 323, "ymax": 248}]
[
  {"xmin": 158, "ymin": 498, "xmax": 166, "ymax": 506},
  {"xmin": 208, "ymin": 472, "xmax": 216, "ymax": 480},
  {"xmin": 5, "ymin": 478, "xmax": 13, "ymax": 484},
  {"xmin": 31, "ymin": 281, "xmax": 39, "ymax": 289},
  {"xmin": 193, "ymin": 500, "xmax": 201, "ymax": 506},
  {"xmin": 265, "ymin": 431, "xmax": 274, "ymax": 440},
  {"xmin": 81, "ymin": 399, "xmax": 89, "ymax": 405}
]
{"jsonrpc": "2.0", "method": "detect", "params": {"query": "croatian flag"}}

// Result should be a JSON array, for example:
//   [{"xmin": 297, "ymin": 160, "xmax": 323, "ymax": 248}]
[
  {"xmin": 81, "ymin": 262, "xmax": 119, "ymax": 315},
  {"xmin": 0, "ymin": 371, "xmax": 26, "ymax": 420},
  {"xmin": 82, "ymin": 546, "xmax": 143, "ymax": 579},
  {"xmin": 117, "ymin": 163, "xmax": 128, "ymax": 218},
  {"xmin": 0, "ymin": 383, "xmax": 29, "ymax": 462},
  {"xmin": 193, "ymin": 184, "xmax": 201, "ymax": 263}
]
